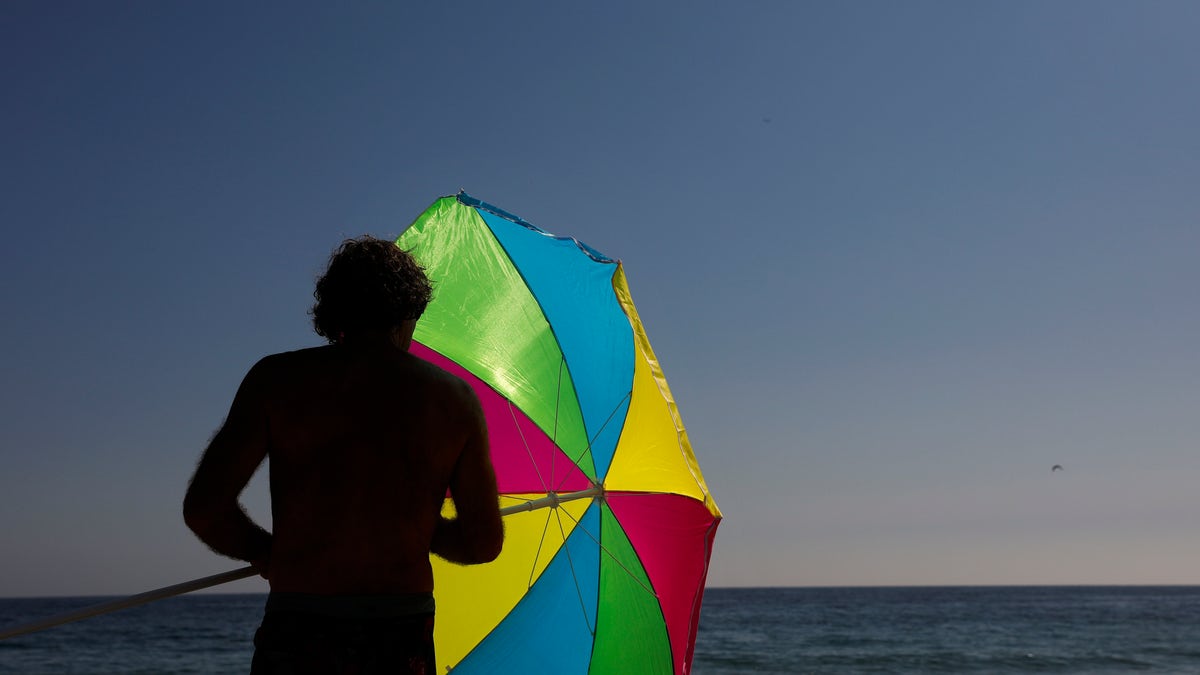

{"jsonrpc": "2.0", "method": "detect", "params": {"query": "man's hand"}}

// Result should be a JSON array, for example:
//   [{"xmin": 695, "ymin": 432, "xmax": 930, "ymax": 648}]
[{"xmin": 251, "ymin": 550, "xmax": 271, "ymax": 580}]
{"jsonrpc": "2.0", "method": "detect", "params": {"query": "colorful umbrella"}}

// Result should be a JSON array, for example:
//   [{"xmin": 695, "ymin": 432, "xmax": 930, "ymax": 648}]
[{"xmin": 397, "ymin": 193, "xmax": 721, "ymax": 674}]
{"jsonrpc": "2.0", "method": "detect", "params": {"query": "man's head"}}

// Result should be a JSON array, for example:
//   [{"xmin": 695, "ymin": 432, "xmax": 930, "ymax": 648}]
[{"xmin": 311, "ymin": 236, "xmax": 433, "ymax": 343}]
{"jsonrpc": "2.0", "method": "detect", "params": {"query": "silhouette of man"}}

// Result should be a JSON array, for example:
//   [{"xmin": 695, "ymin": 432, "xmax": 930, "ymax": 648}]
[{"xmin": 184, "ymin": 236, "xmax": 503, "ymax": 674}]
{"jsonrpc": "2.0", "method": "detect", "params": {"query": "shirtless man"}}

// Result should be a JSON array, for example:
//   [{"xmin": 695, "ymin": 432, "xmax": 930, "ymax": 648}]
[{"xmin": 183, "ymin": 236, "xmax": 503, "ymax": 674}]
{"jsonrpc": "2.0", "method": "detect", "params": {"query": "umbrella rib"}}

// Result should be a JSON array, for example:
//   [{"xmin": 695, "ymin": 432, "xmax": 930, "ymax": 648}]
[
  {"xmin": 552, "ymin": 354, "xmax": 588, "ymax": 491},
  {"xmin": 528, "ymin": 507, "xmax": 554, "ymax": 590},
  {"xmin": 507, "ymin": 399, "xmax": 550, "ymax": 492},
  {"xmin": 557, "ymin": 389, "xmax": 633, "ymax": 493},
  {"xmin": 554, "ymin": 507, "xmax": 596, "ymax": 636},
  {"xmin": 553, "ymin": 358, "xmax": 563, "ymax": 446},
  {"xmin": 563, "ymin": 444, "xmax": 595, "ymax": 491},
  {"xmin": 555, "ymin": 501, "xmax": 659, "ymax": 600}
]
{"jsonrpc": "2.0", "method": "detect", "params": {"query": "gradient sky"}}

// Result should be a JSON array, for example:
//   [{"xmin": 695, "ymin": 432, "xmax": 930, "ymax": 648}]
[{"xmin": 2, "ymin": 2, "xmax": 1199, "ymax": 597}]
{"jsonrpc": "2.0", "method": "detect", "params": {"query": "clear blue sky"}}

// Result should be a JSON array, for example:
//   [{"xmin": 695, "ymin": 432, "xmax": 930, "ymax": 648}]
[{"xmin": 2, "ymin": 1, "xmax": 1198, "ymax": 596}]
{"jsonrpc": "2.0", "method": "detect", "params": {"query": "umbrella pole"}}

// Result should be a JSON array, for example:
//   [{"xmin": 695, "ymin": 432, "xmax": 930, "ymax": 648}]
[
  {"xmin": 0, "ymin": 566, "xmax": 259, "ymax": 640},
  {"xmin": 500, "ymin": 485, "xmax": 604, "ymax": 515},
  {"xmin": 0, "ymin": 485, "xmax": 606, "ymax": 640}
]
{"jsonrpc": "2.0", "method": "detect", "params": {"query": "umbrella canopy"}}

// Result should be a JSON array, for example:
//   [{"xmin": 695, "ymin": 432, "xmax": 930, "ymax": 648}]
[{"xmin": 397, "ymin": 193, "xmax": 721, "ymax": 674}]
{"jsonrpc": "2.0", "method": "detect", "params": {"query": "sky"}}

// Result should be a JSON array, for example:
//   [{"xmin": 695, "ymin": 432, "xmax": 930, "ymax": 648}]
[{"xmin": 2, "ymin": 1, "xmax": 1199, "ymax": 597}]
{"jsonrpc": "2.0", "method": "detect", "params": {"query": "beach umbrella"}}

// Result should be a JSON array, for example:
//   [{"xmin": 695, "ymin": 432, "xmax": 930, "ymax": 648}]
[{"xmin": 398, "ymin": 193, "xmax": 722, "ymax": 674}]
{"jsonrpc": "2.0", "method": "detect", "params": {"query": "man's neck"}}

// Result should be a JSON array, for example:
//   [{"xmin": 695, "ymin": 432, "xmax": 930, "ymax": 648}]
[{"xmin": 339, "ymin": 321, "xmax": 417, "ymax": 352}]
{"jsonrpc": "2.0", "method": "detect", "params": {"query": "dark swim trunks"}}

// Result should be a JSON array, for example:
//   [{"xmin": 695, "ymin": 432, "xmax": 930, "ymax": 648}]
[{"xmin": 250, "ymin": 592, "xmax": 436, "ymax": 675}]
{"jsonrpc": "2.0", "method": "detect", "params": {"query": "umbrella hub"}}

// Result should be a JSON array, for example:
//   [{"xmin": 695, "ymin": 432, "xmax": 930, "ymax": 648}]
[{"xmin": 502, "ymin": 484, "xmax": 606, "ymax": 516}]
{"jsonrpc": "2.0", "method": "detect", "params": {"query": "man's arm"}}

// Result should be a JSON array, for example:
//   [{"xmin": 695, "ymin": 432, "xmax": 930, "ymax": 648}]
[
  {"xmin": 431, "ymin": 386, "xmax": 503, "ymax": 565},
  {"xmin": 183, "ymin": 358, "xmax": 273, "ymax": 574}
]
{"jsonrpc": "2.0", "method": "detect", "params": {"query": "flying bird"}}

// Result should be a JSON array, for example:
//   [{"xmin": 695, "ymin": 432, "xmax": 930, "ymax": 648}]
[{"xmin": 1051, "ymin": 464, "xmax": 1064, "ymax": 472}]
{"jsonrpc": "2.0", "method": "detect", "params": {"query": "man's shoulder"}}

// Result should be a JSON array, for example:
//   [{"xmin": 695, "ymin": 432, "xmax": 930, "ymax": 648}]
[
  {"xmin": 404, "ymin": 352, "xmax": 476, "ymax": 395},
  {"xmin": 253, "ymin": 346, "xmax": 334, "ymax": 370},
  {"xmin": 240, "ymin": 346, "xmax": 337, "ymax": 385},
  {"xmin": 248, "ymin": 346, "xmax": 477, "ymax": 403}
]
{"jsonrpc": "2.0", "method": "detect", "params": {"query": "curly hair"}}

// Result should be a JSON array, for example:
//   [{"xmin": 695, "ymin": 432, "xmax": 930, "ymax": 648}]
[{"xmin": 310, "ymin": 236, "xmax": 433, "ymax": 342}]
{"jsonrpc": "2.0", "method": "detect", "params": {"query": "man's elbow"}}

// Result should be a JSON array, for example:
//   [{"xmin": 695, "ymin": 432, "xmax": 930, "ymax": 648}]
[
  {"xmin": 459, "ymin": 522, "xmax": 504, "ymax": 564},
  {"xmin": 183, "ymin": 500, "xmax": 206, "ymax": 538},
  {"xmin": 475, "ymin": 522, "xmax": 504, "ymax": 563},
  {"xmin": 474, "ymin": 540, "xmax": 501, "ymax": 564},
  {"xmin": 182, "ymin": 492, "xmax": 221, "ymax": 539}
]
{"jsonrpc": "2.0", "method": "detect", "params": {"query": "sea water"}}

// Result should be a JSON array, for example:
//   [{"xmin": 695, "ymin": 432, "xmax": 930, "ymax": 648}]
[
  {"xmin": 0, "ymin": 594, "xmax": 261, "ymax": 674},
  {"xmin": 2, "ymin": 587, "xmax": 1199, "ymax": 673},
  {"xmin": 694, "ymin": 586, "xmax": 1200, "ymax": 674}
]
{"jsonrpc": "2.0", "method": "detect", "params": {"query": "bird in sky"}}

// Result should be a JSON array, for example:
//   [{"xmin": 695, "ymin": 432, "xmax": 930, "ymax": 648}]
[{"xmin": 1051, "ymin": 464, "xmax": 1064, "ymax": 472}]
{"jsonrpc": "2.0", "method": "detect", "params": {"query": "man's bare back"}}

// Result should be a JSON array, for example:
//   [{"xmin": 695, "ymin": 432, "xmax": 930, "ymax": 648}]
[
  {"xmin": 263, "ymin": 340, "xmax": 498, "ymax": 593},
  {"xmin": 184, "ymin": 328, "xmax": 503, "ymax": 594}
]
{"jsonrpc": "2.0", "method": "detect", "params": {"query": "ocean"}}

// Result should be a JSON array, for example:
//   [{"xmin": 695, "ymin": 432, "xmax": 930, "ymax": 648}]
[
  {"xmin": 2, "ymin": 586, "xmax": 1198, "ymax": 673},
  {"xmin": 696, "ymin": 587, "xmax": 1200, "ymax": 674}
]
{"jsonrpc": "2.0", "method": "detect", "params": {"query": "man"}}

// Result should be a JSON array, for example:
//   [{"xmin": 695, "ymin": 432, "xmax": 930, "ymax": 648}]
[{"xmin": 184, "ymin": 236, "xmax": 503, "ymax": 674}]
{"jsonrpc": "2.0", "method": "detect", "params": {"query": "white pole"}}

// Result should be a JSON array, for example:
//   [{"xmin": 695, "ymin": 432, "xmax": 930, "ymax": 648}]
[
  {"xmin": 0, "ymin": 485, "xmax": 604, "ymax": 640},
  {"xmin": 0, "ymin": 567, "xmax": 258, "ymax": 640}
]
